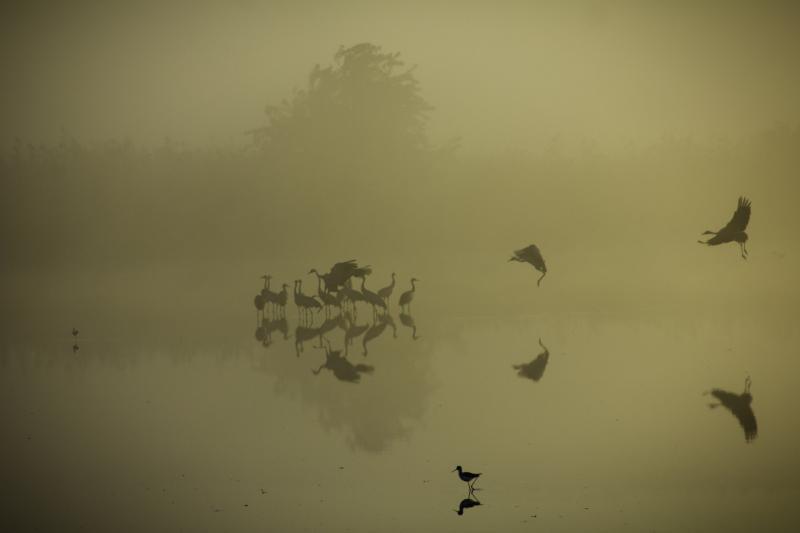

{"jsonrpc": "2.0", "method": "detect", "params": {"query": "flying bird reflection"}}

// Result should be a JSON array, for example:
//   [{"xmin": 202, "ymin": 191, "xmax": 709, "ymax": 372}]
[
  {"xmin": 513, "ymin": 338, "xmax": 550, "ymax": 382},
  {"xmin": 705, "ymin": 376, "xmax": 758, "ymax": 442},
  {"xmin": 509, "ymin": 244, "xmax": 547, "ymax": 286},
  {"xmin": 698, "ymin": 196, "xmax": 751, "ymax": 259},
  {"xmin": 312, "ymin": 339, "xmax": 374, "ymax": 383}
]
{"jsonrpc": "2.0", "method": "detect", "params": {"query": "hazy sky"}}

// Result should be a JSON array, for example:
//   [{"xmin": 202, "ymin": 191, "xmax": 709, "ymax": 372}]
[{"xmin": 2, "ymin": 1, "xmax": 799, "ymax": 151}]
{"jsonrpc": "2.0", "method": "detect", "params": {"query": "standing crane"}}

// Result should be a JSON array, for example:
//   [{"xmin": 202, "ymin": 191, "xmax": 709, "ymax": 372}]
[
  {"xmin": 698, "ymin": 196, "xmax": 752, "ymax": 259},
  {"xmin": 377, "ymin": 272, "xmax": 396, "ymax": 304},
  {"xmin": 359, "ymin": 275, "xmax": 387, "ymax": 318},
  {"xmin": 509, "ymin": 244, "xmax": 547, "ymax": 286},
  {"xmin": 398, "ymin": 278, "xmax": 419, "ymax": 313}
]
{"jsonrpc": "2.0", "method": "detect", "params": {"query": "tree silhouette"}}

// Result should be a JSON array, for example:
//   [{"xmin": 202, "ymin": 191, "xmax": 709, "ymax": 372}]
[{"xmin": 249, "ymin": 43, "xmax": 435, "ymax": 176}]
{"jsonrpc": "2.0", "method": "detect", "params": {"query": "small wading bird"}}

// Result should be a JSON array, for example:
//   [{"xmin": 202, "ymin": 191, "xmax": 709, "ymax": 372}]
[
  {"xmin": 398, "ymin": 278, "xmax": 419, "ymax": 313},
  {"xmin": 705, "ymin": 375, "xmax": 758, "ymax": 443},
  {"xmin": 509, "ymin": 244, "xmax": 547, "ymax": 286},
  {"xmin": 452, "ymin": 466, "xmax": 481, "ymax": 491},
  {"xmin": 698, "ymin": 196, "xmax": 751, "ymax": 259}
]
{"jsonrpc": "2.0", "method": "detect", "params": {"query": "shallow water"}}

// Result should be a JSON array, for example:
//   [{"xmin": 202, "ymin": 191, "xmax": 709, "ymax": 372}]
[{"xmin": 3, "ymin": 287, "xmax": 799, "ymax": 532}]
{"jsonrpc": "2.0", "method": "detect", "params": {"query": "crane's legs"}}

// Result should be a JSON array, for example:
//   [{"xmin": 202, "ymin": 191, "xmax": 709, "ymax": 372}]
[{"xmin": 739, "ymin": 242, "xmax": 747, "ymax": 259}]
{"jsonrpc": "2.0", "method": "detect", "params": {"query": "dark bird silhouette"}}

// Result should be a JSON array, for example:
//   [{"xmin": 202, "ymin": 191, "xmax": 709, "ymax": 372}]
[
  {"xmin": 339, "ymin": 278, "xmax": 365, "ymax": 313},
  {"xmin": 310, "ymin": 270, "xmax": 339, "ymax": 315},
  {"xmin": 377, "ymin": 272, "xmax": 396, "ymax": 304},
  {"xmin": 399, "ymin": 312, "xmax": 418, "ymax": 340},
  {"xmin": 71, "ymin": 328, "xmax": 79, "ymax": 338},
  {"xmin": 455, "ymin": 496, "xmax": 481, "ymax": 515},
  {"xmin": 509, "ymin": 244, "xmax": 547, "ymax": 286},
  {"xmin": 295, "ymin": 279, "xmax": 322, "ymax": 322},
  {"xmin": 705, "ymin": 376, "xmax": 758, "ymax": 442},
  {"xmin": 359, "ymin": 275, "xmax": 387, "ymax": 317},
  {"xmin": 513, "ymin": 338, "xmax": 550, "ymax": 382},
  {"xmin": 310, "ymin": 261, "xmax": 372, "ymax": 293},
  {"xmin": 312, "ymin": 339, "xmax": 373, "ymax": 383},
  {"xmin": 398, "ymin": 278, "xmax": 419, "ymax": 313},
  {"xmin": 294, "ymin": 323, "xmax": 321, "ymax": 357},
  {"xmin": 342, "ymin": 312, "xmax": 370, "ymax": 356},
  {"xmin": 698, "ymin": 196, "xmax": 752, "ymax": 259},
  {"xmin": 275, "ymin": 283, "xmax": 290, "ymax": 316},
  {"xmin": 453, "ymin": 466, "xmax": 481, "ymax": 490},
  {"xmin": 260, "ymin": 275, "xmax": 280, "ymax": 311},
  {"xmin": 72, "ymin": 343, "xmax": 79, "ymax": 354},
  {"xmin": 361, "ymin": 315, "xmax": 390, "ymax": 356}
]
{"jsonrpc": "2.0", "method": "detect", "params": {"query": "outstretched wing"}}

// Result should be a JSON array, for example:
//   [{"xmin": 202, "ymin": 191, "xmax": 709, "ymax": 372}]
[
  {"xmin": 720, "ymin": 197, "xmax": 751, "ymax": 233},
  {"xmin": 711, "ymin": 389, "xmax": 758, "ymax": 442},
  {"xmin": 514, "ymin": 244, "xmax": 546, "ymax": 271}
]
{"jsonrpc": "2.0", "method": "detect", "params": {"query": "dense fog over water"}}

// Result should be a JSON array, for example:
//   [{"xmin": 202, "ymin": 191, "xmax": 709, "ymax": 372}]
[{"xmin": 2, "ymin": 2, "xmax": 799, "ymax": 532}]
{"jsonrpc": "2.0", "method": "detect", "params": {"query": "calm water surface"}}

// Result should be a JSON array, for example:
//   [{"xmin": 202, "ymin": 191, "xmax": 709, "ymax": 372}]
[{"xmin": 3, "ymin": 290, "xmax": 799, "ymax": 532}]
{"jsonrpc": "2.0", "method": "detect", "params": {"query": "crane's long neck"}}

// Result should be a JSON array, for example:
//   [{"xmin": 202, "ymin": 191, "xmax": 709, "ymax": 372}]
[
  {"xmin": 390, "ymin": 273, "xmax": 396, "ymax": 288},
  {"xmin": 411, "ymin": 279, "xmax": 416, "ymax": 292},
  {"xmin": 316, "ymin": 275, "xmax": 323, "ymax": 294}
]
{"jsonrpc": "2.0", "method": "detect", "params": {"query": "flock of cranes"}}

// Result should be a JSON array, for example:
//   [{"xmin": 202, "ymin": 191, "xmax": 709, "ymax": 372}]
[
  {"xmin": 253, "ymin": 260, "xmax": 419, "ymax": 321},
  {"xmin": 252, "ymin": 261, "xmax": 421, "ymax": 381},
  {"xmin": 250, "ymin": 198, "xmax": 758, "ymax": 440}
]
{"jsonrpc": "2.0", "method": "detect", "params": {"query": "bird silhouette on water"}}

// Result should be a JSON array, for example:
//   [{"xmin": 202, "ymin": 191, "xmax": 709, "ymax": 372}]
[
  {"xmin": 453, "ymin": 466, "xmax": 481, "ymax": 491},
  {"xmin": 455, "ymin": 495, "xmax": 481, "ymax": 515},
  {"xmin": 698, "ymin": 196, "xmax": 751, "ymax": 259},
  {"xmin": 513, "ymin": 338, "xmax": 550, "ymax": 382},
  {"xmin": 377, "ymin": 272, "xmax": 396, "ymax": 304},
  {"xmin": 311, "ymin": 261, "xmax": 372, "ymax": 293},
  {"xmin": 398, "ymin": 278, "xmax": 419, "ymax": 313},
  {"xmin": 705, "ymin": 376, "xmax": 758, "ymax": 442},
  {"xmin": 509, "ymin": 244, "xmax": 547, "ymax": 286}
]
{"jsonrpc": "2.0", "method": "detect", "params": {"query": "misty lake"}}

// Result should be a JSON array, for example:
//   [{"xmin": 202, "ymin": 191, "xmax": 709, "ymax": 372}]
[{"xmin": 3, "ymin": 273, "xmax": 799, "ymax": 533}]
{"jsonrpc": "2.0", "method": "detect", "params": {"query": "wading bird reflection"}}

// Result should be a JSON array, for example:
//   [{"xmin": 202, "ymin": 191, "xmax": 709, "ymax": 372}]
[
  {"xmin": 705, "ymin": 375, "xmax": 758, "ymax": 442},
  {"xmin": 698, "ymin": 196, "xmax": 752, "ymax": 259},
  {"xmin": 455, "ymin": 495, "xmax": 481, "ymax": 516},
  {"xmin": 509, "ymin": 244, "xmax": 547, "ymax": 286},
  {"xmin": 513, "ymin": 338, "xmax": 550, "ymax": 382}
]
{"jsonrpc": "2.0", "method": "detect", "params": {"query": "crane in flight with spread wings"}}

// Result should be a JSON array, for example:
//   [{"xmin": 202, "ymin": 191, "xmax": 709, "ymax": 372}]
[
  {"xmin": 698, "ymin": 197, "xmax": 751, "ymax": 259},
  {"xmin": 509, "ymin": 244, "xmax": 547, "ymax": 286}
]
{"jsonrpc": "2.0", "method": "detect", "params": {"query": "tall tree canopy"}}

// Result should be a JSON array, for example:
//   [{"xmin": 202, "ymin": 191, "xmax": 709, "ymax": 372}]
[{"xmin": 250, "ymin": 43, "xmax": 434, "ymax": 174}]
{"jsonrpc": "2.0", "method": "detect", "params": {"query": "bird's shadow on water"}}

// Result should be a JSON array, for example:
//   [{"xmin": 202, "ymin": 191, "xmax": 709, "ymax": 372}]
[
  {"xmin": 704, "ymin": 375, "xmax": 758, "ymax": 442},
  {"xmin": 512, "ymin": 338, "xmax": 550, "ymax": 382}
]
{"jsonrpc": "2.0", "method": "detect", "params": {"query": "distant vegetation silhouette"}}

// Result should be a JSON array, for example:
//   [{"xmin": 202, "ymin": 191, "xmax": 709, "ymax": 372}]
[{"xmin": 247, "ymin": 43, "xmax": 439, "ymax": 177}]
